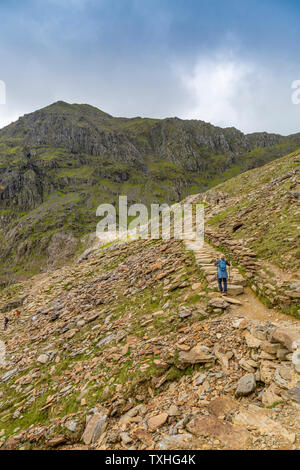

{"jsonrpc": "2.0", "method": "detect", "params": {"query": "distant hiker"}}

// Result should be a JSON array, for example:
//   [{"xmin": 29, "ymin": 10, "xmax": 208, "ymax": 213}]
[
  {"xmin": 15, "ymin": 309, "xmax": 21, "ymax": 322},
  {"xmin": 3, "ymin": 316, "xmax": 9, "ymax": 331},
  {"xmin": 214, "ymin": 254, "xmax": 231, "ymax": 294}
]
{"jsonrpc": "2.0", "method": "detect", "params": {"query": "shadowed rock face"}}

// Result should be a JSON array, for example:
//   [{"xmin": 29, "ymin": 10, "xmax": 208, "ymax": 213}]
[{"xmin": 0, "ymin": 100, "xmax": 299, "ymax": 283}]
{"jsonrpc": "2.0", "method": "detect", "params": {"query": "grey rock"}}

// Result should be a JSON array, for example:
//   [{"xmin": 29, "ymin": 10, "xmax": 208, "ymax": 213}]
[
  {"xmin": 286, "ymin": 385, "xmax": 300, "ymax": 403},
  {"xmin": 235, "ymin": 373, "xmax": 256, "ymax": 397},
  {"xmin": 1, "ymin": 368, "xmax": 18, "ymax": 383},
  {"xmin": 82, "ymin": 412, "xmax": 107, "ymax": 445},
  {"xmin": 97, "ymin": 334, "xmax": 115, "ymax": 348},
  {"xmin": 65, "ymin": 420, "xmax": 77, "ymax": 432},
  {"xmin": 178, "ymin": 307, "xmax": 192, "ymax": 319},
  {"xmin": 120, "ymin": 432, "xmax": 132, "ymax": 445},
  {"xmin": 37, "ymin": 354, "xmax": 49, "ymax": 364},
  {"xmin": 195, "ymin": 373, "xmax": 207, "ymax": 385}
]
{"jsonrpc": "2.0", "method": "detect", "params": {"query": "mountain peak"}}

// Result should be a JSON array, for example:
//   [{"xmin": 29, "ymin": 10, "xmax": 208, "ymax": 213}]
[{"xmin": 39, "ymin": 100, "xmax": 113, "ymax": 119}]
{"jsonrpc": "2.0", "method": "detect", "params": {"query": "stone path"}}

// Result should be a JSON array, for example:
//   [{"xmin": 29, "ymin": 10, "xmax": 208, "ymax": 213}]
[
  {"xmin": 185, "ymin": 240, "xmax": 245, "ymax": 295},
  {"xmin": 184, "ymin": 239, "xmax": 298, "ymax": 324}
]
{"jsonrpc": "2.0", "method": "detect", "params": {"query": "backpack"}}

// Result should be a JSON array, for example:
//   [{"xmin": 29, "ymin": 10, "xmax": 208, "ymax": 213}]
[{"xmin": 219, "ymin": 259, "xmax": 227, "ymax": 273}]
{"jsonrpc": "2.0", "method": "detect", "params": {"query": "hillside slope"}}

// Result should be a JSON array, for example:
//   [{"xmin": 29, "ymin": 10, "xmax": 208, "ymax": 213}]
[
  {"xmin": 0, "ymin": 235, "xmax": 299, "ymax": 451},
  {"xmin": 0, "ymin": 151, "xmax": 299, "ymax": 450},
  {"xmin": 0, "ymin": 101, "xmax": 300, "ymax": 283},
  {"xmin": 186, "ymin": 149, "xmax": 300, "ymax": 316}
]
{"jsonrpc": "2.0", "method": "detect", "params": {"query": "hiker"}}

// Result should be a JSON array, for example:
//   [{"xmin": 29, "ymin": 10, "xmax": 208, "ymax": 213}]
[
  {"xmin": 15, "ymin": 309, "xmax": 21, "ymax": 323},
  {"xmin": 3, "ymin": 316, "xmax": 9, "ymax": 331},
  {"xmin": 214, "ymin": 254, "xmax": 231, "ymax": 294}
]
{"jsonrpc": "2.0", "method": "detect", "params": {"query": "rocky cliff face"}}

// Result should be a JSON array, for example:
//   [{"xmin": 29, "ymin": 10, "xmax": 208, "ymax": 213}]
[
  {"xmin": 0, "ymin": 101, "xmax": 286, "ymax": 169},
  {"xmin": 0, "ymin": 100, "xmax": 299, "ymax": 282}
]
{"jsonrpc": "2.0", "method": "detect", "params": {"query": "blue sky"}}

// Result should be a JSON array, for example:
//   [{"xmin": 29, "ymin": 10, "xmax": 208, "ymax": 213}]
[{"xmin": 0, "ymin": 0, "xmax": 299, "ymax": 134}]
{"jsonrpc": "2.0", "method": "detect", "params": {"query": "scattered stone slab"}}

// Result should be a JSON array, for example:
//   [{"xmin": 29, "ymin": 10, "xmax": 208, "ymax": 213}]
[
  {"xmin": 158, "ymin": 433, "xmax": 193, "ymax": 450},
  {"xmin": 207, "ymin": 396, "xmax": 240, "ymax": 418},
  {"xmin": 178, "ymin": 344, "xmax": 214, "ymax": 365},
  {"xmin": 223, "ymin": 296, "xmax": 243, "ymax": 305},
  {"xmin": 285, "ymin": 386, "xmax": 300, "ymax": 404},
  {"xmin": 207, "ymin": 298, "xmax": 229, "ymax": 309},
  {"xmin": 82, "ymin": 412, "xmax": 107, "ymax": 445},
  {"xmin": 245, "ymin": 332, "xmax": 262, "ymax": 349},
  {"xmin": 186, "ymin": 415, "xmax": 251, "ymax": 449},
  {"xmin": 147, "ymin": 412, "xmax": 168, "ymax": 432},
  {"xmin": 96, "ymin": 334, "xmax": 115, "ymax": 348},
  {"xmin": 233, "ymin": 407, "xmax": 295, "ymax": 444},
  {"xmin": 1, "ymin": 368, "xmax": 18, "ymax": 383}
]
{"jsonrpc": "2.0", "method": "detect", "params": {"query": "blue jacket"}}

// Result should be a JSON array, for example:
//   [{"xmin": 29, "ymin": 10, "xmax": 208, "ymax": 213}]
[{"xmin": 214, "ymin": 259, "xmax": 231, "ymax": 279}]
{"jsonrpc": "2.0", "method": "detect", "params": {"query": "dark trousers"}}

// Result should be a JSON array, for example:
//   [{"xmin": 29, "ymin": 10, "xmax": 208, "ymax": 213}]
[{"xmin": 218, "ymin": 277, "xmax": 227, "ymax": 293}]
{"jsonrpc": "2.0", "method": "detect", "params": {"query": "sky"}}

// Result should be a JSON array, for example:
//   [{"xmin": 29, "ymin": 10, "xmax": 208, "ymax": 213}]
[{"xmin": 0, "ymin": 0, "xmax": 299, "ymax": 134}]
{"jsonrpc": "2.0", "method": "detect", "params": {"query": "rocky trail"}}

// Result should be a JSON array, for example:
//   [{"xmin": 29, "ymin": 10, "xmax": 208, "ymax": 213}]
[
  {"xmin": 0, "ymin": 134, "xmax": 299, "ymax": 452},
  {"xmin": 0, "ymin": 232, "xmax": 299, "ymax": 451},
  {"xmin": 184, "ymin": 239, "xmax": 294, "ymax": 323}
]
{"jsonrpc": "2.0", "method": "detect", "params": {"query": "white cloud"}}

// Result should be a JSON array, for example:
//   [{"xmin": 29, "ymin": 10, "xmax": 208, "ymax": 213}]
[
  {"xmin": 176, "ymin": 52, "xmax": 300, "ymax": 135},
  {"xmin": 177, "ymin": 54, "xmax": 257, "ymax": 130}
]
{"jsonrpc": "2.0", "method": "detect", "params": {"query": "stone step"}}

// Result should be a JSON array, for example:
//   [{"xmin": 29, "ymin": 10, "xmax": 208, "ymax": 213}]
[
  {"xmin": 185, "ymin": 243, "xmax": 204, "ymax": 251},
  {"xmin": 184, "ymin": 238, "xmax": 247, "ymax": 296},
  {"xmin": 210, "ymin": 283, "xmax": 244, "ymax": 295},
  {"xmin": 197, "ymin": 262, "xmax": 215, "ymax": 267}
]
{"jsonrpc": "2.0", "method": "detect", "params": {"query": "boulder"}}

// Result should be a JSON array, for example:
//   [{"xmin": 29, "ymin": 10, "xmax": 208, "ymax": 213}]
[
  {"xmin": 269, "ymin": 327, "xmax": 300, "ymax": 352},
  {"xmin": 235, "ymin": 373, "xmax": 256, "ymax": 397},
  {"xmin": 260, "ymin": 361, "xmax": 276, "ymax": 384},
  {"xmin": 1, "ymin": 295, "xmax": 27, "ymax": 313},
  {"xmin": 261, "ymin": 341, "xmax": 281, "ymax": 355},
  {"xmin": 168, "ymin": 405, "xmax": 180, "ymax": 416}
]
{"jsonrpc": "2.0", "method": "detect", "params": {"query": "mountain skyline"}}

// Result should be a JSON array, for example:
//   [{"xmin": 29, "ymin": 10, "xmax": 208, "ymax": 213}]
[
  {"xmin": 1, "ymin": 99, "xmax": 300, "ymax": 137},
  {"xmin": 0, "ymin": 0, "xmax": 300, "ymax": 134}
]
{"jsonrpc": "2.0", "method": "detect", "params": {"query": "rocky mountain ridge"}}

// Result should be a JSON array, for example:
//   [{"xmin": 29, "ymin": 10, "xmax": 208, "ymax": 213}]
[{"xmin": 0, "ymin": 101, "xmax": 300, "ymax": 283}]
